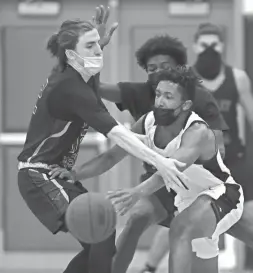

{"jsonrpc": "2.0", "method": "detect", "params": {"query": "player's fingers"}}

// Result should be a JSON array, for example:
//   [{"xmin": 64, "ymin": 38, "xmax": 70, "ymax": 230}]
[
  {"xmin": 99, "ymin": 5, "xmax": 105, "ymax": 23},
  {"xmin": 103, "ymin": 6, "xmax": 110, "ymax": 24},
  {"xmin": 50, "ymin": 170, "xmax": 61, "ymax": 179},
  {"xmin": 49, "ymin": 167, "xmax": 61, "ymax": 176},
  {"xmin": 111, "ymin": 195, "xmax": 129, "ymax": 206},
  {"xmin": 119, "ymin": 203, "xmax": 132, "ymax": 216},
  {"xmin": 95, "ymin": 6, "xmax": 101, "ymax": 24},
  {"xmin": 59, "ymin": 172, "xmax": 69, "ymax": 179},
  {"xmin": 107, "ymin": 190, "xmax": 125, "ymax": 199},
  {"xmin": 49, "ymin": 164, "xmax": 59, "ymax": 169},
  {"xmin": 108, "ymin": 22, "xmax": 119, "ymax": 37}
]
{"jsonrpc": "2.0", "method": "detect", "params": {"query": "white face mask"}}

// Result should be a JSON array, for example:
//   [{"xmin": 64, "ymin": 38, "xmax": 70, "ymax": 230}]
[
  {"xmin": 66, "ymin": 50, "xmax": 103, "ymax": 76},
  {"xmin": 82, "ymin": 56, "xmax": 103, "ymax": 75}
]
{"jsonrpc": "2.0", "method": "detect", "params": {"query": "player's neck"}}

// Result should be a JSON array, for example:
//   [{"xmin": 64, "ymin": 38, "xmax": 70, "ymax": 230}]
[{"xmin": 67, "ymin": 60, "xmax": 91, "ymax": 82}]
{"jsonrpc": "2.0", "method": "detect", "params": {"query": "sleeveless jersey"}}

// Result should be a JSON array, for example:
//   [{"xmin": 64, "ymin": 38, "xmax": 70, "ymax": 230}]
[
  {"xmin": 210, "ymin": 66, "xmax": 242, "ymax": 159},
  {"xmin": 143, "ymin": 111, "xmax": 234, "ymax": 206}
]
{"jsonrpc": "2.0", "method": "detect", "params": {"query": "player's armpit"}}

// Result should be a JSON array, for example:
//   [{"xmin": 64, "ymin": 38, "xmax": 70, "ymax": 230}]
[
  {"xmin": 213, "ymin": 129, "xmax": 225, "ymax": 159},
  {"xmin": 74, "ymin": 144, "xmax": 128, "ymax": 180},
  {"xmin": 170, "ymin": 122, "xmax": 210, "ymax": 171},
  {"xmin": 98, "ymin": 82, "xmax": 122, "ymax": 103}
]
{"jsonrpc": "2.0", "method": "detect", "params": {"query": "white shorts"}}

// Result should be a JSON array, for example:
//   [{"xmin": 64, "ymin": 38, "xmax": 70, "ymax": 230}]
[{"xmin": 176, "ymin": 177, "xmax": 244, "ymax": 259}]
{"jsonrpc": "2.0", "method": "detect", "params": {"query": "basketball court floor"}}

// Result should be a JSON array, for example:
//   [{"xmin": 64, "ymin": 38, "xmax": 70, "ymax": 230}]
[{"xmin": 0, "ymin": 249, "xmax": 252, "ymax": 273}]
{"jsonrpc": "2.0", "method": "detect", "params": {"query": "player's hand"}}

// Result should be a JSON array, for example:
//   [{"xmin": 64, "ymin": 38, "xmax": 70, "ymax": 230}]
[
  {"xmin": 92, "ymin": 5, "xmax": 118, "ymax": 48},
  {"xmin": 49, "ymin": 165, "xmax": 76, "ymax": 182},
  {"xmin": 156, "ymin": 158, "xmax": 189, "ymax": 191},
  {"xmin": 107, "ymin": 188, "xmax": 141, "ymax": 216}
]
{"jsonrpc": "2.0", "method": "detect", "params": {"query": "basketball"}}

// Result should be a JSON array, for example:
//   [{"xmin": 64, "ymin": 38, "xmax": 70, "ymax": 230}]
[{"xmin": 65, "ymin": 192, "xmax": 117, "ymax": 244}]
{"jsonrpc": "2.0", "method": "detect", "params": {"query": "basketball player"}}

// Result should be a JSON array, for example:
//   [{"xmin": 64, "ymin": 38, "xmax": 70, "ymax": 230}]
[
  {"xmin": 139, "ymin": 23, "xmax": 253, "ymax": 272},
  {"xmin": 50, "ymin": 67, "xmax": 244, "ymax": 273},
  {"xmin": 17, "ymin": 19, "xmax": 187, "ymax": 273},
  {"xmin": 48, "ymin": 6, "xmax": 228, "ymax": 273}
]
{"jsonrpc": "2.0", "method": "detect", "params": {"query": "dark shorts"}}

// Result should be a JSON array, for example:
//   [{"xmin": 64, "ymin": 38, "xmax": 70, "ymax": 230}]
[
  {"xmin": 18, "ymin": 168, "xmax": 87, "ymax": 234},
  {"xmin": 140, "ymin": 172, "xmax": 177, "ymax": 228},
  {"xmin": 225, "ymin": 157, "xmax": 253, "ymax": 202}
]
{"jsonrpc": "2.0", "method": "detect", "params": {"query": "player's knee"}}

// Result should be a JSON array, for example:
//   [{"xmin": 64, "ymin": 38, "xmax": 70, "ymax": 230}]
[
  {"xmin": 169, "ymin": 216, "xmax": 193, "ymax": 243},
  {"xmin": 126, "ymin": 207, "xmax": 154, "ymax": 231}
]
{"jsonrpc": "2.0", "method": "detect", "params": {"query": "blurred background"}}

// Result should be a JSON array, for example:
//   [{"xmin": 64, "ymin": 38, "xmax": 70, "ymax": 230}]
[{"xmin": 0, "ymin": 0, "xmax": 253, "ymax": 272}]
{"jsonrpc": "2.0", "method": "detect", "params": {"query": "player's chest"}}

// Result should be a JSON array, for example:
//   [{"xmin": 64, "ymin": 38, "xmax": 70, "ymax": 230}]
[{"xmin": 150, "ymin": 126, "xmax": 182, "ymax": 155}]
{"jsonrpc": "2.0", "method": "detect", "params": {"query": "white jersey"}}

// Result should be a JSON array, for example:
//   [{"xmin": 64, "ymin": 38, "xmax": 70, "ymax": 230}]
[{"xmin": 143, "ymin": 111, "xmax": 235, "ymax": 209}]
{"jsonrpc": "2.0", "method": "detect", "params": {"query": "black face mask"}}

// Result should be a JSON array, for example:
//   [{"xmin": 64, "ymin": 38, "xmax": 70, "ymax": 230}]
[
  {"xmin": 153, "ymin": 105, "xmax": 182, "ymax": 126},
  {"xmin": 194, "ymin": 47, "xmax": 222, "ymax": 80}
]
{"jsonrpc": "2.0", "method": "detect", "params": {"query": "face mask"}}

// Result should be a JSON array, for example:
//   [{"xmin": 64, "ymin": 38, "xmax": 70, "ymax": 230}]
[
  {"xmin": 67, "ymin": 50, "xmax": 103, "ymax": 76},
  {"xmin": 153, "ymin": 104, "xmax": 183, "ymax": 126},
  {"xmin": 194, "ymin": 47, "xmax": 222, "ymax": 80}
]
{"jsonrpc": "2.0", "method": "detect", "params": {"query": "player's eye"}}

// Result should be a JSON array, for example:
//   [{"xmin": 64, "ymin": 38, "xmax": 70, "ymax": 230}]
[
  {"xmin": 147, "ymin": 66, "xmax": 157, "ymax": 72},
  {"xmin": 162, "ymin": 63, "xmax": 172, "ymax": 70}
]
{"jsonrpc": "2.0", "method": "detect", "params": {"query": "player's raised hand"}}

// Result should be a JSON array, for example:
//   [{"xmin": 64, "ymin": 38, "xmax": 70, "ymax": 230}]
[
  {"xmin": 156, "ymin": 158, "xmax": 189, "ymax": 191},
  {"xmin": 107, "ymin": 189, "xmax": 141, "ymax": 216},
  {"xmin": 92, "ymin": 5, "xmax": 118, "ymax": 48},
  {"xmin": 49, "ymin": 165, "xmax": 76, "ymax": 182}
]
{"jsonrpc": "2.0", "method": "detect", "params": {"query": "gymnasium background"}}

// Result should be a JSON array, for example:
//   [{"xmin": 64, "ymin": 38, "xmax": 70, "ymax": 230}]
[{"xmin": 0, "ymin": 0, "xmax": 253, "ymax": 272}]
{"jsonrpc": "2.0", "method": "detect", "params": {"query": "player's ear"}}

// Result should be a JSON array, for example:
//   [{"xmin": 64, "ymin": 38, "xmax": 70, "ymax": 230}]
[
  {"xmin": 182, "ymin": 100, "xmax": 193, "ymax": 111},
  {"xmin": 65, "ymin": 49, "xmax": 75, "ymax": 60}
]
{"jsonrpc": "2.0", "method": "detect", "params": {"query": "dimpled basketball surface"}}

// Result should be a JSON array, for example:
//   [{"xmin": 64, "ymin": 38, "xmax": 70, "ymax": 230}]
[{"xmin": 65, "ymin": 192, "xmax": 117, "ymax": 244}]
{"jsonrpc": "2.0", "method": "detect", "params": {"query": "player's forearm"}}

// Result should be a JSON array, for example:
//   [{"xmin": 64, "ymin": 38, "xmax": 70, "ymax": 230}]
[
  {"xmin": 74, "ymin": 155, "xmax": 113, "ymax": 180},
  {"xmin": 133, "ymin": 172, "xmax": 165, "ymax": 197},
  {"xmin": 74, "ymin": 147, "xmax": 126, "ymax": 180},
  {"xmin": 107, "ymin": 124, "xmax": 164, "ymax": 169}
]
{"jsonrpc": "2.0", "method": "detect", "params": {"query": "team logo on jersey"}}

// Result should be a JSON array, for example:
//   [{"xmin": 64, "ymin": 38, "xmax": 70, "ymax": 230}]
[{"xmin": 61, "ymin": 123, "xmax": 89, "ymax": 170}]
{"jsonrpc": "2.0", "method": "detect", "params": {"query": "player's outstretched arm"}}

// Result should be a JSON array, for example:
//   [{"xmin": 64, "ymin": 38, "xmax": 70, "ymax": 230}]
[
  {"xmin": 170, "ymin": 122, "xmax": 211, "ymax": 170},
  {"xmin": 75, "ymin": 145, "xmax": 127, "ymax": 180},
  {"xmin": 49, "ymin": 145, "xmax": 126, "ymax": 181},
  {"xmin": 108, "ymin": 122, "xmax": 211, "ymax": 215},
  {"xmin": 49, "ymin": 117, "xmax": 146, "ymax": 181},
  {"xmin": 98, "ymin": 82, "xmax": 122, "ymax": 103}
]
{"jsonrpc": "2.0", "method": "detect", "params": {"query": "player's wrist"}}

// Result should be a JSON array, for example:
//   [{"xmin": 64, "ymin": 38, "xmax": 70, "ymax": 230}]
[{"xmin": 71, "ymin": 169, "xmax": 78, "ymax": 182}]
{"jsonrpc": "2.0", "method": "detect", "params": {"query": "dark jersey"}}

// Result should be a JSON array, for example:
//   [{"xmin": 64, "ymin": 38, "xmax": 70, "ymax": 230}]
[
  {"xmin": 207, "ymin": 66, "xmax": 243, "ymax": 160},
  {"xmin": 18, "ymin": 65, "xmax": 117, "ymax": 170},
  {"xmin": 116, "ymin": 81, "xmax": 228, "ymax": 130}
]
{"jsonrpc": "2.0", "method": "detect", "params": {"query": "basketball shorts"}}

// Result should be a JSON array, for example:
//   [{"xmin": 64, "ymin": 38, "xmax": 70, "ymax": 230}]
[
  {"xmin": 18, "ymin": 168, "xmax": 88, "ymax": 234},
  {"xmin": 178, "ymin": 177, "xmax": 244, "ymax": 259}
]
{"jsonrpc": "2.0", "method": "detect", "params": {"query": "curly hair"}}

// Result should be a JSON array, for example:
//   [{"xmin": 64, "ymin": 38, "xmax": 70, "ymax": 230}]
[
  {"xmin": 135, "ymin": 35, "xmax": 187, "ymax": 70},
  {"xmin": 150, "ymin": 65, "xmax": 201, "ymax": 101}
]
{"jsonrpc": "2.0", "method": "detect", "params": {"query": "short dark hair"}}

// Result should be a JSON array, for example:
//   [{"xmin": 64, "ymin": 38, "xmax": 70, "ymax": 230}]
[
  {"xmin": 135, "ymin": 35, "xmax": 187, "ymax": 70},
  {"xmin": 47, "ymin": 19, "xmax": 95, "ymax": 70},
  {"xmin": 194, "ymin": 23, "xmax": 224, "ymax": 42},
  {"xmin": 151, "ymin": 66, "xmax": 200, "ymax": 101}
]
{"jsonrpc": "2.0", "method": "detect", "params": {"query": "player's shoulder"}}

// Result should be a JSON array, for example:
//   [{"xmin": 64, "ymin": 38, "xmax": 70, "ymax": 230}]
[
  {"xmin": 194, "ymin": 83, "xmax": 213, "ymax": 98},
  {"xmin": 186, "ymin": 120, "xmax": 209, "ymax": 139},
  {"xmin": 232, "ymin": 67, "xmax": 249, "ymax": 81}
]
